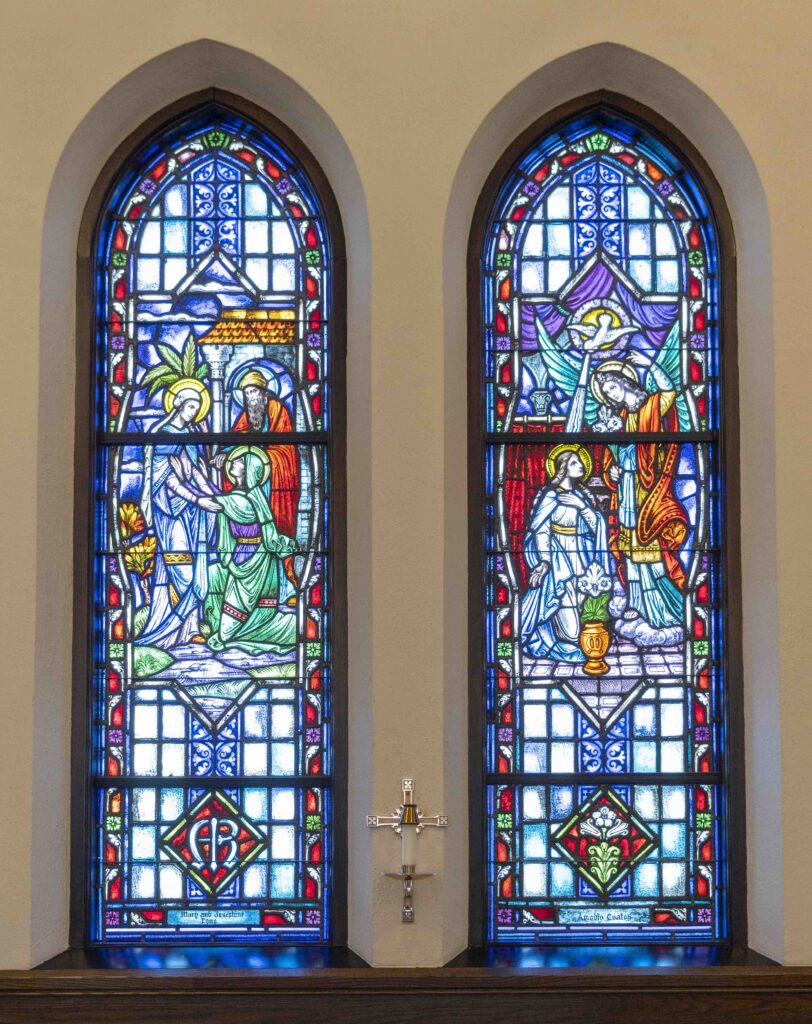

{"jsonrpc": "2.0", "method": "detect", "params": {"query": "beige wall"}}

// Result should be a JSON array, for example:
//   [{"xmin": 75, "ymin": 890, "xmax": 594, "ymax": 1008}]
[{"xmin": 0, "ymin": 0, "xmax": 808, "ymax": 968}]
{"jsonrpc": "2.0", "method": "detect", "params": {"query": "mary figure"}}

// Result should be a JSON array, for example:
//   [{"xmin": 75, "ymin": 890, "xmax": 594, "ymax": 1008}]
[
  {"xmin": 521, "ymin": 444, "xmax": 610, "ymax": 663},
  {"xmin": 137, "ymin": 379, "xmax": 219, "ymax": 649}
]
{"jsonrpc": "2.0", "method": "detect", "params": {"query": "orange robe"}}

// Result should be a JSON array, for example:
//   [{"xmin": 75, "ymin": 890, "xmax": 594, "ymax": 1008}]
[
  {"xmin": 603, "ymin": 392, "xmax": 688, "ymax": 592},
  {"xmin": 231, "ymin": 399, "xmax": 300, "ymax": 537}
]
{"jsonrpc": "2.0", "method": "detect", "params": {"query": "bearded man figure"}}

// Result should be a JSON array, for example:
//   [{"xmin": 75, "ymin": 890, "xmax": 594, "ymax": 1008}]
[{"xmin": 214, "ymin": 369, "xmax": 300, "ymax": 589}]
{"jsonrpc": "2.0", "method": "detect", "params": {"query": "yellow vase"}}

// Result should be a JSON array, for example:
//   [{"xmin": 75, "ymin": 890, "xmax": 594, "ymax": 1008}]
[{"xmin": 579, "ymin": 621, "xmax": 610, "ymax": 676}]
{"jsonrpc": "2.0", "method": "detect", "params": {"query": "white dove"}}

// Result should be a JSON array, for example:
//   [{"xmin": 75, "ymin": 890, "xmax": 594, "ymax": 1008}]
[{"xmin": 567, "ymin": 312, "xmax": 638, "ymax": 353}]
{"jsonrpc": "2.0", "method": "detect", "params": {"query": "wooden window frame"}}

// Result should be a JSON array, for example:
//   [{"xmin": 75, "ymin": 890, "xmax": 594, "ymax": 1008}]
[
  {"xmin": 69, "ymin": 88, "xmax": 348, "ymax": 951},
  {"xmin": 466, "ymin": 90, "xmax": 747, "ymax": 950}
]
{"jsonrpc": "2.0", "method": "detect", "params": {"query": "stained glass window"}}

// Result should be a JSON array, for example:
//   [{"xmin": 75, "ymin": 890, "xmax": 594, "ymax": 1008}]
[
  {"xmin": 86, "ymin": 103, "xmax": 341, "ymax": 943},
  {"xmin": 475, "ymin": 109, "xmax": 732, "ymax": 943}
]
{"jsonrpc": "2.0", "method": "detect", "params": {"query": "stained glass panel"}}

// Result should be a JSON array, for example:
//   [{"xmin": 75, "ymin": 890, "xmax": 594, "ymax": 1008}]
[
  {"xmin": 90, "ymin": 108, "xmax": 336, "ymax": 943},
  {"xmin": 479, "ymin": 113, "xmax": 728, "ymax": 943}
]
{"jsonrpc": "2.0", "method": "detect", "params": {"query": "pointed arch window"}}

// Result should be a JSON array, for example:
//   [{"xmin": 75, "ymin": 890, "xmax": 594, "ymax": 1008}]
[
  {"xmin": 74, "ymin": 93, "xmax": 346, "ymax": 946},
  {"xmin": 470, "ymin": 96, "xmax": 743, "ymax": 946}
]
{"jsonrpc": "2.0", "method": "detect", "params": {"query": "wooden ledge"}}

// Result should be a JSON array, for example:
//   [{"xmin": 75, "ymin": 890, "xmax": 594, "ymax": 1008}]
[{"xmin": 2, "ymin": 961, "xmax": 812, "ymax": 1023}]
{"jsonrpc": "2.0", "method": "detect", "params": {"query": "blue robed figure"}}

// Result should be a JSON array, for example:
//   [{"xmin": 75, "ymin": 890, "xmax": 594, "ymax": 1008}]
[{"xmin": 520, "ymin": 444, "xmax": 610, "ymax": 663}]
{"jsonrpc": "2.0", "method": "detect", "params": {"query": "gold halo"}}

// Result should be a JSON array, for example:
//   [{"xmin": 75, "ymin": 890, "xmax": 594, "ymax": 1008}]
[
  {"xmin": 581, "ymin": 306, "xmax": 622, "ymax": 332},
  {"xmin": 590, "ymin": 360, "xmax": 640, "ymax": 406},
  {"xmin": 224, "ymin": 445, "xmax": 272, "ymax": 488},
  {"xmin": 163, "ymin": 377, "xmax": 210, "ymax": 422},
  {"xmin": 546, "ymin": 443, "xmax": 593, "ymax": 480}
]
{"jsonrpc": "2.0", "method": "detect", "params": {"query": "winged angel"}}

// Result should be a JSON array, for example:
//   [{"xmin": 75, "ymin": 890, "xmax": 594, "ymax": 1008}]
[{"xmin": 535, "ymin": 312, "xmax": 691, "ymax": 644}]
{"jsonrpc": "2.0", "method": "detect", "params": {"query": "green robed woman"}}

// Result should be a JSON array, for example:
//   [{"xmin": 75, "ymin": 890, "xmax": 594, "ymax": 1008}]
[{"xmin": 202, "ymin": 446, "xmax": 297, "ymax": 656}]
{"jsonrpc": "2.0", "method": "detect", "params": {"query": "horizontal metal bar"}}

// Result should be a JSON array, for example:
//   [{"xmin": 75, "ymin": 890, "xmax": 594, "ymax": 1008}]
[
  {"xmin": 92, "ymin": 775, "xmax": 332, "ymax": 788},
  {"xmin": 484, "ymin": 431, "xmax": 715, "ymax": 446},
  {"xmin": 98, "ymin": 431, "xmax": 329, "ymax": 447},
  {"xmin": 486, "ymin": 772, "xmax": 722, "ymax": 786}
]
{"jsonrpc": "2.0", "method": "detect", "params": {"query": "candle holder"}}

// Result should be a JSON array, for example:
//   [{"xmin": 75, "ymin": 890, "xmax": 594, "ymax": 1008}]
[{"xmin": 367, "ymin": 778, "xmax": 449, "ymax": 922}]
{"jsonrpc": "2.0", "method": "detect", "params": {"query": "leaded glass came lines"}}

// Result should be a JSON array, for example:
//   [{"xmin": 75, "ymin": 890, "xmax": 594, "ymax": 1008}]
[
  {"xmin": 90, "ymin": 108, "xmax": 335, "ymax": 943},
  {"xmin": 478, "ymin": 115, "xmax": 727, "ymax": 943}
]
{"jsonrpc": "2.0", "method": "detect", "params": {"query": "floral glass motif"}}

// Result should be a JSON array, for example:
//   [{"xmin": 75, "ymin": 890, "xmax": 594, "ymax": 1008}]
[
  {"xmin": 480, "ymin": 114, "xmax": 727, "ymax": 942},
  {"xmin": 91, "ymin": 108, "xmax": 334, "ymax": 942}
]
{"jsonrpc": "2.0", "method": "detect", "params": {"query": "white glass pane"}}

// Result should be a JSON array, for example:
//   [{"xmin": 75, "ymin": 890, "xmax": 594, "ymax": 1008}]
[
  {"xmin": 660, "ymin": 741, "xmax": 684, "ymax": 772},
  {"xmin": 271, "ymin": 259, "xmax": 296, "ymax": 292},
  {"xmin": 271, "ymin": 863, "xmax": 295, "ymax": 898},
  {"xmin": 163, "ymin": 219, "xmax": 187, "ymax": 255},
  {"xmin": 627, "ymin": 186, "xmax": 651, "ymax": 219},
  {"xmin": 521, "ymin": 261, "xmax": 545, "ymax": 293},
  {"xmin": 245, "ymin": 257, "xmax": 269, "ymax": 291},
  {"xmin": 271, "ymin": 705, "xmax": 295, "ymax": 739},
  {"xmin": 271, "ymin": 742, "xmax": 295, "ymax": 775},
  {"xmin": 662, "ymin": 787, "xmax": 686, "ymax": 820},
  {"xmin": 161, "ymin": 744, "xmax": 185, "ymax": 776},
  {"xmin": 163, "ymin": 185, "xmax": 188, "ymax": 217},
  {"xmin": 522, "ymin": 863, "xmax": 548, "ymax": 897},
  {"xmin": 629, "ymin": 259, "xmax": 652, "ymax": 291},
  {"xmin": 655, "ymin": 222, "xmax": 678, "ymax": 255},
  {"xmin": 163, "ymin": 258, "xmax": 187, "ymax": 289},
  {"xmin": 633, "ymin": 704, "xmax": 656, "ymax": 736},
  {"xmin": 139, "ymin": 221, "xmax": 161, "ymax": 254},
  {"xmin": 523, "ymin": 824, "xmax": 547, "ymax": 858},
  {"xmin": 132, "ymin": 825, "xmax": 156, "ymax": 861},
  {"xmin": 628, "ymin": 224, "xmax": 651, "ymax": 257},
  {"xmin": 662, "ymin": 862, "xmax": 686, "ymax": 896},
  {"xmin": 550, "ymin": 742, "xmax": 574, "ymax": 773},
  {"xmin": 547, "ymin": 259, "xmax": 570, "ymax": 291},
  {"xmin": 243, "ymin": 788, "xmax": 268, "ymax": 820},
  {"xmin": 634, "ymin": 786, "xmax": 658, "ymax": 820},
  {"xmin": 551, "ymin": 704, "xmax": 574, "ymax": 738},
  {"xmin": 132, "ymin": 865, "xmax": 156, "ymax": 898},
  {"xmin": 161, "ymin": 705, "xmax": 185, "ymax": 739},
  {"xmin": 244, "ymin": 183, "xmax": 268, "ymax": 216},
  {"xmin": 136, "ymin": 258, "xmax": 161, "ymax": 291},
  {"xmin": 270, "ymin": 825, "xmax": 295, "ymax": 860},
  {"xmin": 244, "ymin": 742, "xmax": 268, "ymax": 776},
  {"xmin": 550, "ymin": 863, "xmax": 574, "ymax": 897},
  {"xmin": 245, "ymin": 220, "xmax": 269, "ymax": 254},
  {"xmin": 271, "ymin": 789, "xmax": 295, "ymax": 820},
  {"xmin": 242, "ymin": 863, "xmax": 268, "ymax": 898},
  {"xmin": 523, "ymin": 703, "xmax": 546, "ymax": 738},
  {"xmin": 523, "ymin": 787, "xmax": 545, "ymax": 820},
  {"xmin": 546, "ymin": 224, "xmax": 570, "ymax": 257},
  {"xmin": 545, "ymin": 186, "xmax": 570, "ymax": 219},
  {"xmin": 244, "ymin": 705, "xmax": 268, "ymax": 739},
  {"xmin": 133, "ymin": 704, "xmax": 158, "ymax": 739},
  {"xmin": 633, "ymin": 742, "xmax": 657, "ymax": 772},
  {"xmin": 656, "ymin": 260, "xmax": 679, "ymax": 292},
  {"xmin": 161, "ymin": 788, "xmax": 184, "ymax": 821},
  {"xmin": 132, "ymin": 788, "xmax": 156, "ymax": 822},
  {"xmin": 661, "ymin": 704, "xmax": 684, "ymax": 737},
  {"xmin": 522, "ymin": 224, "xmax": 544, "ymax": 258},
  {"xmin": 634, "ymin": 863, "xmax": 659, "ymax": 897},
  {"xmin": 133, "ymin": 743, "xmax": 157, "ymax": 775},
  {"xmin": 272, "ymin": 220, "xmax": 296, "ymax": 254},
  {"xmin": 159, "ymin": 864, "xmax": 184, "ymax": 899},
  {"xmin": 661, "ymin": 823, "xmax": 686, "ymax": 857},
  {"xmin": 523, "ymin": 742, "xmax": 547, "ymax": 773}
]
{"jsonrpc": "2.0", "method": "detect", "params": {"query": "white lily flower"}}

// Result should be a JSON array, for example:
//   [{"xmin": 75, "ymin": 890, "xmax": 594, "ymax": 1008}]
[{"xmin": 578, "ymin": 562, "xmax": 612, "ymax": 597}]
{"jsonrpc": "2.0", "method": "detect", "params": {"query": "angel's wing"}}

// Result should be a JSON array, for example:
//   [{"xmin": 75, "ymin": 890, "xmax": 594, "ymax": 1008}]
[
  {"xmin": 536, "ymin": 314, "xmax": 581, "ymax": 397},
  {"xmin": 535, "ymin": 314, "xmax": 598, "ymax": 423},
  {"xmin": 646, "ymin": 320, "xmax": 691, "ymax": 430}
]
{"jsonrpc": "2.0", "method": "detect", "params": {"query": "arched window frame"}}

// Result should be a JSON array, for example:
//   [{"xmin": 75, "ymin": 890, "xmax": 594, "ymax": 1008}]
[
  {"xmin": 70, "ymin": 89, "xmax": 348, "ymax": 950},
  {"xmin": 467, "ymin": 91, "xmax": 745, "ymax": 951}
]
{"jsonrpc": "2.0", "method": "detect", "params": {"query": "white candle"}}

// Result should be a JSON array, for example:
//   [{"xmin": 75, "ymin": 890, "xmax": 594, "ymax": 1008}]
[{"xmin": 401, "ymin": 823, "xmax": 417, "ymax": 870}]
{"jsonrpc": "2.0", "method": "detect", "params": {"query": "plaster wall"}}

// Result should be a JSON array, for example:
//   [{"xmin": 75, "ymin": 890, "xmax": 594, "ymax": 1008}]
[{"xmin": 0, "ymin": 0, "xmax": 807, "ymax": 968}]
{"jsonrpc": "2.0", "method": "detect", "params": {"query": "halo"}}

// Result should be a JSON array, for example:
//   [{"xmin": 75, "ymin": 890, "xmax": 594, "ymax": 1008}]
[
  {"xmin": 546, "ymin": 443, "xmax": 593, "ymax": 480},
  {"xmin": 230, "ymin": 365, "xmax": 275, "ymax": 408},
  {"xmin": 223, "ymin": 445, "xmax": 272, "ymax": 488},
  {"xmin": 163, "ymin": 377, "xmax": 210, "ymax": 422},
  {"xmin": 590, "ymin": 359, "xmax": 641, "ymax": 405}
]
